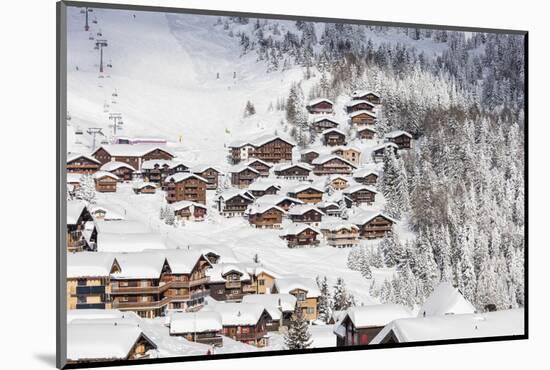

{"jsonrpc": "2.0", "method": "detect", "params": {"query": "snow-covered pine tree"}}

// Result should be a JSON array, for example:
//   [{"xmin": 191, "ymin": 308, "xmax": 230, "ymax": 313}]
[
  {"xmin": 164, "ymin": 205, "xmax": 176, "ymax": 226},
  {"xmin": 332, "ymin": 277, "xmax": 355, "ymax": 311},
  {"xmin": 284, "ymin": 306, "xmax": 312, "ymax": 350},
  {"xmin": 316, "ymin": 276, "xmax": 332, "ymax": 324},
  {"xmin": 244, "ymin": 100, "xmax": 256, "ymax": 117},
  {"xmin": 75, "ymin": 174, "xmax": 96, "ymax": 204}
]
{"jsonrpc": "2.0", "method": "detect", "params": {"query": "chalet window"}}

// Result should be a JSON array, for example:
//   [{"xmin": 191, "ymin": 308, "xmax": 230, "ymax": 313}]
[
  {"xmin": 77, "ymin": 279, "xmax": 87, "ymax": 286},
  {"xmin": 307, "ymin": 307, "xmax": 315, "ymax": 314},
  {"xmin": 121, "ymin": 296, "xmax": 129, "ymax": 302},
  {"xmin": 217, "ymin": 289, "xmax": 224, "ymax": 294},
  {"xmin": 232, "ymin": 289, "xmax": 240, "ymax": 294},
  {"xmin": 259, "ymin": 280, "xmax": 265, "ymax": 286},
  {"xmin": 119, "ymin": 281, "xmax": 129, "ymax": 287},
  {"xmin": 296, "ymin": 292, "xmax": 306, "ymax": 301}
]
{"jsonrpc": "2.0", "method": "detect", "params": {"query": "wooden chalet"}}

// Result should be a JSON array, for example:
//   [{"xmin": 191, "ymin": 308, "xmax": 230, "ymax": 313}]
[
  {"xmin": 385, "ymin": 130, "xmax": 413, "ymax": 149},
  {"xmin": 300, "ymin": 148, "xmax": 321, "ymax": 164},
  {"xmin": 251, "ymin": 136, "xmax": 295, "ymax": 163},
  {"xmin": 287, "ymin": 184, "xmax": 324, "ymax": 204},
  {"xmin": 169, "ymin": 311, "xmax": 223, "ymax": 347},
  {"xmin": 141, "ymin": 160, "xmax": 189, "ymax": 185},
  {"xmin": 208, "ymin": 265, "xmax": 251, "ymax": 303},
  {"xmin": 351, "ymin": 90, "xmax": 381, "ymax": 105},
  {"xmin": 247, "ymin": 182, "xmax": 281, "ymax": 198},
  {"xmin": 165, "ymin": 173, "xmax": 208, "ymax": 204},
  {"xmin": 217, "ymin": 190, "xmax": 256, "ymax": 217},
  {"xmin": 247, "ymin": 204, "xmax": 285, "ymax": 229},
  {"xmin": 344, "ymin": 185, "xmax": 377, "ymax": 205},
  {"xmin": 334, "ymin": 304, "xmax": 412, "ymax": 346},
  {"xmin": 345, "ymin": 99, "xmax": 375, "ymax": 113},
  {"xmin": 306, "ymin": 98, "xmax": 334, "ymax": 114},
  {"xmin": 207, "ymin": 303, "xmax": 272, "ymax": 347},
  {"xmin": 67, "ymin": 252, "xmax": 120, "ymax": 310},
  {"xmin": 331, "ymin": 146, "xmax": 361, "ymax": 165},
  {"xmin": 230, "ymin": 165, "xmax": 261, "ymax": 188},
  {"xmin": 227, "ymin": 140, "xmax": 256, "ymax": 164},
  {"xmin": 281, "ymin": 224, "xmax": 321, "ymax": 248},
  {"xmin": 372, "ymin": 142, "xmax": 399, "ymax": 163},
  {"xmin": 327, "ymin": 175, "xmax": 350, "ymax": 190},
  {"xmin": 172, "ymin": 201, "xmax": 208, "ymax": 221},
  {"xmin": 353, "ymin": 168, "xmax": 379, "ymax": 186},
  {"xmin": 352, "ymin": 211, "xmax": 396, "ymax": 239},
  {"xmin": 316, "ymin": 201, "xmax": 343, "ymax": 217},
  {"xmin": 93, "ymin": 171, "xmax": 119, "ymax": 193},
  {"xmin": 242, "ymin": 294, "xmax": 298, "ymax": 330},
  {"xmin": 192, "ymin": 166, "xmax": 221, "ymax": 190},
  {"xmin": 272, "ymin": 278, "xmax": 320, "ymax": 322},
  {"xmin": 312, "ymin": 116, "xmax": 340, "ymax": 133},
  {"xmin": 356, "ymin": 126, "xmax": 376, "ymax": 140},
  {"xmin": 67, "ymin": 201, "xmax": 94, "ymax": 252},
  {"xmin": 92, "ymin": 145, "xmax": 174, "ymax": 171},
  {"xmin": 66, "ymin": 323, "xmax": 158, "ymax": 363},
  {"xmin": 320, "ymin": 223, "xmax": 360, "ymax": 248},
  {"xmin": 67, "ymin": 154, "xmax": 101, "ymax": 174},
  {"xmin": 100, "ymin": 161, "xmax": 136, "ymax": 181},
  {"xmin": 322, "ymin": 128, "xmax": 347, "ymax": 146},
  {"xmin": 312, "ymin": 155, "xmax": 357, "ymax": 176},
  {"xmin": 132, "ymin": 182, "xmax": 157, "ymax": 194},
  {"xmin": 349, "ymin": 110, "xmax": 377, "ymax": 126},
  {"xmin": 245, "ymin": 159, "xmax": 272, "ymax": 177},
  {"xmin": 274, "ymin": 163, "xmax": 312, "ymax": 180},
  {"xmin": 255, "ymin": 195, "xmax": 304, "ymax": 212},
  {"xmin": 287, "ymin": 205, "xmax": 325, "ymax": 227}
]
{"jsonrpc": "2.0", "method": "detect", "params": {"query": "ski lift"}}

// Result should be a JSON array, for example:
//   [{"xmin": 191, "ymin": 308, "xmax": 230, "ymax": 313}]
[
  {"xmin": 107, "ymin": 61, "xmax": 113, "ymax": 68},
  {"xmin": 97, "ymin": 30, "xmax": 102, "ymax": 37},
  {"xmin": 75, "ymin": 127, "xmax": 83, "ymax": 135}
]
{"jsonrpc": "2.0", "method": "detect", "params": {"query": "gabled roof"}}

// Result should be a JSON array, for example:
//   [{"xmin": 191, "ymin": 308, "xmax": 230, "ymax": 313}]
[
  {"xmin": 100, "ymin": 161, "xmax": 136, "ymax": 172},
  {"xmin": 273, "ymin": 277, "xmax": 321, "ymax": 298},
  {"xmin": 349, "ymin": 110, "xmax": 377, "ymax": 118},
  {"xmin": 353, "ymin": 168, "xmax": 379, "ymax": 178},
  {"xmin": 67, "ymin": 323, "xmax": 157, "ymax": 361},
  {"xmin": 162, "ymin": 249, "xmax": 209, "ymax": 274},
  {"xmin": 190, "ymin": 164, "xmax": 221, "ymax": 173},
  {"xmin": 370, "ymin": 309, "xmax": 525, "ymax": 344},
  {"xmin": 372, "ymin": 142, "xmax": 399, "ymax": 152},
  {"xmin": 345, "ymin": 99, "xmax": 375, "ymax": 108},
  {"xmin": 67, "ymin": 200, "xmax": 87, "ymax": 225},
  {"xmin": 357, "ymin": 126, "xmax": 377, "ymax": 133},
  {"xmin": 230, "ymin": 164, "xmax": 260, "ymax": 175},
  {"xmin": 334, "ymin": 304, "xmax": 413, "ymax": 337},
  {"xmin": 246, "ymin": 203, "xmax": 286, "ymax": 215},
  {"xmin": 111, "ymin": 251, "xmax": 168, "ymax": 279},
  {"xmin": 351, "ymin": 90, "xmax": 380, "ymax": 99},
  {"xmin": 218, "ymin": 189, "xmax": 255, "ymax": 202},
  {"xmin": 165, "ymin": 172, "xmax": 208, "ymax": 183},
  {"xmin": 351, "ymin": 210, "xmax": 396, "ymax": 226},
  {"xmin": 169, "ymin": 311, "xmax": 222, "ymax": 334},
  {"xmin": 300, "ymin": 147, "xmax": 322, "ymax": 155},
  {"xmin": 245, "ymin": 158, "xmax": 273, "ymax": 168},
  {"xmin": 247, "ymin": 181, "xmax": 281, "ymax": 192},
  {"xmin": 250, "ymin": 134, "xmax": 295, "ymax": 148},
  {"xmin": 92, "ymin": 144, "xmax": 174, "ymax": 158},
  {"xmin": 203, "ymin": 303, "xmax": 272, "ymax": 326},
  {"xmin": 385, "ymin": 130, "xmax": 413, "ymax": 139},
  {"xmin": 92, "ymin": 171, "xmax": 119, "ymax": 181},
  {"xmin": 274, "ymin": 162, "xmax": 312, "ymax": 173},
  {"xmin": 171, "ymin": 200, "xmax": 207, "ymax": 211},
  {"xmin": 418, "ymin": 282, "xmax": 476, "ymax": 317},
  {"xmin": 288, "ymin": 183, "xmax": 325, "ymax": 194},
  {"xmin": 132, "ymin": 182, "xmax": 156, "ymax": 190},
  {"xmin": 312, "ymin": 116, "xmax": 340, "ymax": 125},
  {"xmin": 255, "ymin": 194, "xmax": 303, "ymax": 206},
  {"xmin": 307, "ymin": 98, "xmax": 334, "ymax": 107},
  {"xmin": 344, "ymin": 184, "xmax": 378, "ymax": 195},
  {"xmin": 141, "ymin": 159, "xmax": 187, "ymax": 170},
  {"xmin": 67, "ymin": 252, "xmax": 118, "ymax": 278},
  {"xmin": 67, "ymin": 154, "xmax": 101, "ymax": 165},
  {"xmin": 312, "ymin": 155, "xmax": 357, "ymax": 168},
  {"xmin": 287, "ymin": 204, "xmax": 325, "ymax": 216},
  {"xmin": 281, "ymin": 223, "xmax": 321, "ymax": 236},
  {"xmin": 321, "ymin": 128, "xmax": 346, "ymax": 136},
  {"xmin": 320, "ymin": 221, "xmax": 359, "ymax": 232},
  {"xmin": 242, "ymin": 294, "xmax": 297, "ymax": 313}
]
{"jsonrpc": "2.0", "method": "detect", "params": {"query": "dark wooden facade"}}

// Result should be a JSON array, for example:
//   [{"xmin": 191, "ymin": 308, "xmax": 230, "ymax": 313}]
[
  {"xmin": 165, "ymin": 176, "xmax": 207, "ymax": 204},
  {"xmin": 249, "ymin": 185, "xmax": 280, "ymax": 198},
  {"xmin": 306, "ymin": 100, "xmax": 334, "ymax": 114},
  {"xmin": 312, "ymin": 117, "xmax": 339, "ymax": 133},
  {"xmin": 301, "ymin": 150, "xmax": 320, "ymax": 164},
  {"xmin": 92, "ymin": 147, "xmax": 174, "ymax": 170},
  {"xmin": 193, "ymin": 168, "xmax": 220, "ymax": 190},
  {"xmin": 231, "ymin": 167, "xmax": 261, "ymax": 188},
  {"xmin": 252, "ymin": 138, "xmax": 294, "ymax": 163},
  {"xmin": 288, "ymin": 188, "xmax": 324, "ymax": 204},
  {"xmin": 356, "ymin": 215, "xmax": 394, "ymax": 239},
  {"xmin": 313, "ymin": 157, "xmax": 356, "ymax": 176},
  {"xmin": 350, "ymin": 112, "xmax": 376, "ymax": 126},
  {"xmin": 67, "ymin": 155, "xmax": 100, "ymax": 174},
  {"xmin": 217, "ymin": 193, "xmax": 255, "ymax": 216},
  {"xmin": 357, "ymin": 127, "xmax": 376, "ymax": 140},
  {"xmin": 387, "ymin": 134, "xmax": 412, "ymax": 149},
  {"xmin": 323, "ymin": 130, "xmax": 346, "ymax": 146},
  {"xmin": 246, "ymin": 160, "xmax": 272, "ymax": 177},
  {"xmin": 274, "ymin": 165, "xmax": 311, "ymax": 180},
  {"xmin": 221, "ymin": 310, "xmax": 271, "ymax": 347},
  {"xmin": 354, "ymin": 173, "xmax": 378, "ymax": 186},
  {"xmin": 289, "ymin": 209, "xmax": 324, "ymax": 225},
  {"xmin": 282, "ymin": 227, "xmax": 320, "ymax": 248},
  {"xmin": 353, "ymin": 92, "xmax": 381, "ymax": 105},
  {"xmin": 248, "ymin": 207, "xmax": 284, "ymax": 228},
  {"xmin": 346, "ymin": 100, "xmax": 374, "ymax": 113},
  {"xmin": 94, "ymin": 175, "xmax": 117, "ymax": 193},
  {"xmin": 345, "ymin": 188, "xmax": 376, "ymax": 205},
  {"xmin": 336, "ymin": 316, "xmax": 384, "ymax": 346}
]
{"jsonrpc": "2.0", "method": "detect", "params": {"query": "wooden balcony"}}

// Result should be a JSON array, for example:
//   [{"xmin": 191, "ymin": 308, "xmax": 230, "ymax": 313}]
[
  {"xmin": 225, "ymin": 281, "xmax": 242, "ymax": 289},
  {"xmin": 234, "ymin": 331, "xmax": 267, "ymax": 342},
  {"xmin": 112, "ymin": 296, "xmax": 171, "ymax": 309}
]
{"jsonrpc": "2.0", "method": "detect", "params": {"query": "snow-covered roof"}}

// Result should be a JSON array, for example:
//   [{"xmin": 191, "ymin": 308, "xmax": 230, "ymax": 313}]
[
  {"xmin": 255, "ymin": 194, "xmax": 303, "ymax": 206},
  {"xmin": 165, "ymin": 172, "xmax": 208, "ymax": 183},
  {"xmin": 203, "ymin": 303, "xmax": 271, "ymax": 326},
  {"xmin": 288, "ymin": 183, "xmax": 325, "ymax": 194},
  {"xmin": 321, "ymin": 128, "xmax": 346, "ymax": 136},
  {"xmin": 92, "ymin": 144, "xmax": 174, "ymax": 158},
  {"xmin": 141, "ymin": 159, "xmax": 186, "ymax": 170},
  {"xmin": 351, "ymin": 90, "xmax": 380, "ymax": 99},
  {"xmin": 66, "ymin": 173, "xmax": 83, "ymax": 184},
  {"xmin": 218, "ymin": 189, "xmax": 255, "ymax": 202},
  {"xmin": 247, "ymin": 181, "xmax": 281, "ymax": 192},
  {"xmin": 230, "ymin": 164, "xmax": 260, "ymax": 174},
  {"xmin": 331, "ymin": 145, "xmax": 361, "ymax": 153},
  {"xmin": 67, "ymin": 252, "xmax": 117, "ymax": 278},
  {"xmin": 100, "ymin": 161, "xmax": 136, "ymax": 172},
  {"xmin": 92, "ymin": 171, "xmax": 119, "ymax": 181},
  {"xmin": 372, "ymin": 142, "xmax": 399, "ymax": 152},
  {"xmin": 171, "ymin": 200, "xmax": 207, "ymax": 211},
  {"xmin": 349, "ymin": 110, "xmax": 377, "ymax": 118},
  {"xmin": 169, "ymin": 311, "xmax": 222, "ymax": 334},
  {"xmin": 336, "ymin": 304, "xmax": 413, "ymax": 333},
  {"xmin": 354, "ymin": 168, "xmax": 379, "ymax": 178},
  {"xmin": 274, "ymin": 162, "xmax": 312, "ymax": 172},
  {"xmin": 307, "ymin": 98, "xmax": 334, "ymax": 107},
  {"xmin": 281, "ymin": 223, "xmax": 321, "ymax": 236},
  {"xmin": 250, "ymin": 134, "xmax": 296, "ymax": 148},
  {"xmin": 207, "ymin": 263, "xmax": 251, "ymax": 283},
  {"xmin": 67, "ymin": 200, "xmax": 87, "ymax": 225},
  {"xmin": 345, "ymin": 99, "xmax": 375, "ymax": 108},
  {"xmin": 344, "ymin": 184, "xmax": 378, "ymax": 195},
  {"xmin": 316, "ymin": 201, "xmax": 341, "ymax": 209},
  {"xmin": 67, "ymin": 309, "xmax": 133, "ymax": 324},
  {"xmin": 246, "ymin": 203, "xmax": 285, "ymax": 215},
  {"xmin": 244, "ymin": 158, "xmax": 272, "ymax": 168},
  {"xmin": 242, "ymin": 294, "xmax": 297, "ymax": 313},
  {"xmin": 111, "ymin": 251, "xmax": 167, "ymax": 279},
  {"xmin": 185, "ymin": 243, "xmax": 239, "ymax": 264},
  {"xmin": 273, "ymin": 277, "xmax": 321, "ymax": 298},
  {"xmin": 67, "ymin": 153, "xmax": 101, "ymax": 165},
  {"xmin": 287, "ymin": 204, "xmax": 325, "ymax": 216},
  {"xmin": 161, "ymin": 249, "xmax": 208, "ymax": 274},
  {"xmin": 312, "ymin": 155, "xmax": 357, "ymax": 168},
  {"xmin": 132, "ymin": 182, "xmax": 156, "ymax": 190},
  {"xmin": 351, "ymin": 210, "xmax": 396, "ymax": 226},
  {"xmin": 328, "ymin": 175, "xmax": 350, "ymax": 183},
  {"xmin": 385, "ymin": 130, "xmax": 413, "ymax": 139},
  {"xmin": 370, "ymin": 309, "xmax": 525, "ymax": 344},
  {"xmin": 97, "ymin": 232, "xmax": 167, "ymax": 253},
  {"xmin": 357, "ymin": 126, "xmax": 377, "ymax": 133},
  {"xmin": 300, "ymin": 147, "xmax": 322, "ymax": 155},
  {"xmin": 320, "ymin": 220, "xmax": 359, "ymax": 232},
  {"xmin": 418, "ymin": 282, "xmax": 476, "ymax": 317},
  {"xmin": 67, "ymin": 323, "xmax": 156, "ymax": 361},
  {"xmin": 191, "ymin": 164, "xmax": 221, "ymax": 173},
  {"xmin": 312, "ymin": 116, "xmax": 340, "ymax": 125}
]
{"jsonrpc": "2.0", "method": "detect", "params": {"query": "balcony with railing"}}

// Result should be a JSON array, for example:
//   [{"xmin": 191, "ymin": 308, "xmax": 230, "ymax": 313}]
[
  {"xmin": 225, "ymin": 280, "xmax": 242, "ymax": 289},
  {"xmin": 112, "ymin": 296, "xmax": 171, "ymax": 309}
]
